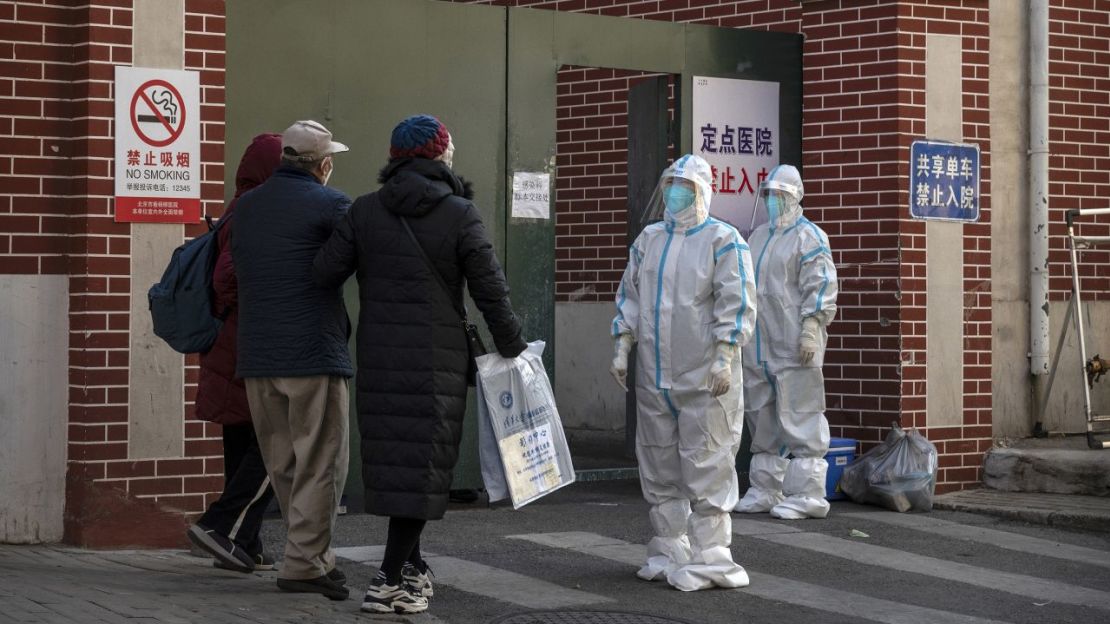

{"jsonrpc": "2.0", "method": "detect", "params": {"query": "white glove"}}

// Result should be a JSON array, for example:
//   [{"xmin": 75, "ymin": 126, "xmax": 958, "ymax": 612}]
[
  {"xmin": 707, "ymin": 342, "xmax": 737, "ymax": 397},
  {"xmin": 799, "ymin": 316, "xmax": 821, "ymax": 366},
  {"xmin": 610, "ymin": 334, "xmax": 634, "ymax": 391}
]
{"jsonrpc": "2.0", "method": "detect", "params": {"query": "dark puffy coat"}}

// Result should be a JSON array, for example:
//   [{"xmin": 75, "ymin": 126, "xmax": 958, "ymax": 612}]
[
  {"xmin": 313, "ymin": 157, "xmax": 527, "ymax": 520},
  {"xmin": 196, "ymin": 133, "xmax": 282, "ymax": 425},
  {"xmin": 233, "ymin": 165, "xmax": 353, "ymax": 379}
]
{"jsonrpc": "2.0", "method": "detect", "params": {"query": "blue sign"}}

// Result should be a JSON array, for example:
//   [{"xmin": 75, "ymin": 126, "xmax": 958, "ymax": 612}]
[{"xmin": 909, "ymin": 140, "xmax": 980, "ymax": 222}]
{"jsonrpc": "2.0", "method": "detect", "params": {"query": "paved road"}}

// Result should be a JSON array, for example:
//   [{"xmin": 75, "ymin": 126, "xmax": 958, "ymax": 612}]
[{"xmin": 2, "ymin": 480, "xmax": 1109, "ymax": 623}]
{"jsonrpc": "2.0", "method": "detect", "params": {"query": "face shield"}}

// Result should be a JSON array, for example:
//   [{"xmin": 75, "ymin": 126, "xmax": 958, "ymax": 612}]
[
  {"xmin": 638, "ymin": 154, "xmax": 714, "ymax": 232},
  {"xmin": 748, "ymin": 164, "xmax": 804, "ymax": 232}
]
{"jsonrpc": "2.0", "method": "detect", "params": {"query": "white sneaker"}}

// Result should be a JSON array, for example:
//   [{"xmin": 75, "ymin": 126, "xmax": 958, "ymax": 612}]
[
  {"xmin": 361, "ymin": 578, "xmax": 428, "ymax": 614},
  {"xmin": 402, "ymin": 561, "xmax": 434, "ymax": 598}
]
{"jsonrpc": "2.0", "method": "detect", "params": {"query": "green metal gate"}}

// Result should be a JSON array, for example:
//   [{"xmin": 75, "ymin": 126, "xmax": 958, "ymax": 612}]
[{"xmin": 226, "ymin": 0, "xmax": 802, "ymax": 507}]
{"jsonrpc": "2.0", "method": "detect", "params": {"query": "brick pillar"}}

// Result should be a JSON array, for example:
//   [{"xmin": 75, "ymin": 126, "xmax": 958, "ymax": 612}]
[
  {"xmin": 0, "ymin": 0, "xmax": 227, "ymax": 547},
  {"xmin": 890, "ymin": 1, "xmax": 992, "ymax": 492}
]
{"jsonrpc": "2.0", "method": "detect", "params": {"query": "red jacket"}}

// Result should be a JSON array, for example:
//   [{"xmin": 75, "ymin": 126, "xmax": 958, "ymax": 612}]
[{"xmin": 195, "ymin": 133, "xmax": 282, "ymax": 425}]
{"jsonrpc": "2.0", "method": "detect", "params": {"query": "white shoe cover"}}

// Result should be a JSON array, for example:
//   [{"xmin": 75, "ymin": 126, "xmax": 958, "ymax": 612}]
[
  {"xmin": 770, "ymin": 457, "xmax": 830, "ymax": 519},
  {"xmin": 666, "ymin": 546, "xmax": 750, "ymax": 591},
  {"xmin": 734, "ymin": 487, "xmax": 784, "ymax": 513},
  {"xmin": 735, "ymin": 453, "xmax": 789, "ymax": 513},
  {"xmin": 637, "ymin": 535, "xmax": 692, "ymax": 581},
  {"xmin": 770, "ymin": 495, "xmax": 829, "ymax": 519}
]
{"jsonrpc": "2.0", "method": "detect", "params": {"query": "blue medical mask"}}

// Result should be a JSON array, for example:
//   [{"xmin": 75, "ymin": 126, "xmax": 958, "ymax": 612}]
[
  {"xmin": 765, "ymin": 193, "xmax": 784, "ymax": 225},
  {"xmin": 663, "ymin": 185, "xmax": 696, "ymax": 214}
]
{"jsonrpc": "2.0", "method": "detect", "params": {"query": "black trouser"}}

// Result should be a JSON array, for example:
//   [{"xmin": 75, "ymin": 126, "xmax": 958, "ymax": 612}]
[
  {"xmin": 380, "ymin": 517, "xmax": 426, "ymax": 584},
  {"xmin": 198, "ymin": 423, "xmax": 274, "ymax": 556}
]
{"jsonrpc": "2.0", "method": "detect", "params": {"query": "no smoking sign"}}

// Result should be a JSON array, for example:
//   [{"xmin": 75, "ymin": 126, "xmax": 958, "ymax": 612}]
[
  {"xmin": 130, "ymin": 79, "xmax": 187, "ymax": 148},
  {"xmin": 114, "ymin": 67, "xmax": 200, "ymax": 223}
]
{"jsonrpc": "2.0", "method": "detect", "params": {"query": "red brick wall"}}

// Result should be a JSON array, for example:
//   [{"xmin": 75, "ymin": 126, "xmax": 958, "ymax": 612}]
[
  {"xmin": 793, "ymin": 1, "xmax": 904, "ymax": 453},
  {"xmin": 1, "ymin": 0, "xmax": 82, "ymax": 275},
  {"xmin": 1, "ymin": 0, "xmax": 227, "ymax": 546},
  {"xmin": 181, "ymin": 0, "xmax": 228, "ymax": 513},
  {"xmin": 555, "ymin": 67, "xmax": 672, "ymax": 303},
  {"xmin": 890, "ymin": 0, "xmax": 992, "ymax": 492},
  {"xmin": 1048, "ymin": 0, "xmax": 1110, "ymax": 299},
  {"xmin": 64, "ymin": 0, "xmax": 141, "ymax": 545}
]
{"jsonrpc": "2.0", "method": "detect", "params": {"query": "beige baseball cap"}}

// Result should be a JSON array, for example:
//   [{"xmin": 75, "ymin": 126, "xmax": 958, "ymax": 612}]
[{"xmin": 281, "ymin": 120, "xmax": 349, "ymax": 161}]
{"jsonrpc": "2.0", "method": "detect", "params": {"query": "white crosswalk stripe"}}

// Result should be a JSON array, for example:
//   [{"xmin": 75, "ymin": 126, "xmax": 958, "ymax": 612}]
[
  {"xmin": 508, "ymin": 531, "xmax": 1010, "ymax": 624},
  {"xmin": 732, "ymin": 519, "xmax": 1110, "ymax": 611},
  {"xmin": 841, "ymin": 511, "xmax": 1110, "ymax": 569},
  {"xmin": 334, "ymin": 545, "xmax": 612, "ymax": 610}
]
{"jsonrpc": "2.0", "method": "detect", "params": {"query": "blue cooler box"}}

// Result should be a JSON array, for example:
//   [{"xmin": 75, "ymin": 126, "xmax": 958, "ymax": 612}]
[{"xmin": 825, "ymin": 437, "xmax": 856, "ymax": 500}]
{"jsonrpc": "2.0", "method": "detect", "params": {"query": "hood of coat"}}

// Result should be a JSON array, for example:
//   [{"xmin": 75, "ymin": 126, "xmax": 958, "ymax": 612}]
[
  {"xmin": 234, "ymin": 133, "xmax": 283, "ymax": 199},
  {"xmin": 377, "ymin": 157, "xmax": 474, "ymax": 218}
]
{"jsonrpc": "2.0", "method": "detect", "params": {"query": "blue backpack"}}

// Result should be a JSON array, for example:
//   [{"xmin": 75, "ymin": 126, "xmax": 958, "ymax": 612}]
[{"xmin": 148, "ymin": 215, "xmax": 232, "ymax": 354}]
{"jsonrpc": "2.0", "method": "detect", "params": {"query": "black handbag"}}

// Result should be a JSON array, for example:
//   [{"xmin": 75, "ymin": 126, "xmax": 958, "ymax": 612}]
[{"xmin": 399, "ymin": 216, "xmax": 488, "ymax": 386}]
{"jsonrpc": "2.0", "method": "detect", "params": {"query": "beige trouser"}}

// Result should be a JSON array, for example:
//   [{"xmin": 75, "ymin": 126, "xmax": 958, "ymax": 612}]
[{"xmin": 245, "ymin": 375, "xmax": 349, "ymax": 580}]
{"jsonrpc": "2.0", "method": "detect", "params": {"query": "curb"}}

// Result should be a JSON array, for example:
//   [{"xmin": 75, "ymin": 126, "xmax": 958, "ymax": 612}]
[{"xmin": 932, "ymin": 499, "xmax": 1110, "ymax": 534}]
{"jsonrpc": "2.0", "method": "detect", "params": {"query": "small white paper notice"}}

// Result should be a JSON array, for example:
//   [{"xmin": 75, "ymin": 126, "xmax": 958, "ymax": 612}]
[
  {"xmin": 512, "ymin": 172, "xmax": 551, "ymax": 220},
  {"xmin": 497, "ymin": 422, "xmax": 563, "ymax": 502}
]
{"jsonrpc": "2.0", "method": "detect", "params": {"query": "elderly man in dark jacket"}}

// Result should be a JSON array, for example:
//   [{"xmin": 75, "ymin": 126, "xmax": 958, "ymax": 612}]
[
  {"xmin": 232, "ymin": 120, "xmax": 352, "ymax": 601},
  {"xmin": 314, "ymin": 115, "xmax": 527, "ymax": 615}
]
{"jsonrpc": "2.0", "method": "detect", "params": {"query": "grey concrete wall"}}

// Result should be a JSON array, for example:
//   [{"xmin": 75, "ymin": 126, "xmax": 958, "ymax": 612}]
[
  {"xmin": 1041, "ymin": 300, "xmax": 1110, "ymax": 433},
  {"xmin": 128, "ymin": 0, "xmax": 186, "ymax": 459},
  {"xmin": 990, "ymin": 0, "xmax": 1034, "ymax": 438},
  {"xmin": 555, "ymin": 302, "xmax": 625, "ymax": 430},
  {"xmin": 0, "ymin": 276, "xmax": 69, "ymax": 543},
  {"xmin": 925, "ymin": 34, "xmax": 966, "ymax": 427}
]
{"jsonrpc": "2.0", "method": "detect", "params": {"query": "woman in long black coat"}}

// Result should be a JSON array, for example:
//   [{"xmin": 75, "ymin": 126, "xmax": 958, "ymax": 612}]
[{"xmin": 313, "ymin": 115, "xmax": 527, "ymax": 614}]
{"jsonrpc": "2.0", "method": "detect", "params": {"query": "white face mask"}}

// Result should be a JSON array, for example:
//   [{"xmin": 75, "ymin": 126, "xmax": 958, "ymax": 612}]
[{"xmin": 321, "ymin": 157, "xmax": 333, "ymax": 185}]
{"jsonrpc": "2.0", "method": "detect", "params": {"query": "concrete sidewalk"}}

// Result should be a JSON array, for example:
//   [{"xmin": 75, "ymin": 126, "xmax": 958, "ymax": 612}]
[
  {"xmin": 0, "ymin": 546, "xmax": 389, "ymax": 624},
  {"xmin": 934, "ymin": 489, "xmax": 1110, "ymax": 533}
]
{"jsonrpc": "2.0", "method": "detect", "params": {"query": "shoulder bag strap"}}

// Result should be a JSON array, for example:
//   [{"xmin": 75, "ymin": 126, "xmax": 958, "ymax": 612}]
[{"xmin": 399, "ymin": 216, "xmax": 468, "ymax": 322}]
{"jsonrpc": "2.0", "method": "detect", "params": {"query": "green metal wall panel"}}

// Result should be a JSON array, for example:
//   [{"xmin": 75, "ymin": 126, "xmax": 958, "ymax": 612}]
[
  {"xmin": 552, "ymin": 10, "xmax": 685, "ymax": 73},
  {"xmin": 505, "ymin": 8, "xmax": 557, "ymax": 375},
  {"xmin": 227, "ymin": 0, "xmax": 507, "ymax": 498}
]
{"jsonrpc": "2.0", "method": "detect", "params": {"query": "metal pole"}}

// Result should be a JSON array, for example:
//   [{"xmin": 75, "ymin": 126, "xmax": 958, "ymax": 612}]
[
  {"xmin": 1067, "ymin": 219, "xmax": 1093, "ymax": 432},
  {"xmin": 1029, "ymin": 0, "xmax": 1050, "ymax": 384}
]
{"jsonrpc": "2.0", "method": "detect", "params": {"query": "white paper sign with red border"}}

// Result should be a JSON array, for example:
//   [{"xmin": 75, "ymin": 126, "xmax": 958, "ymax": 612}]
[
  {"xmin": 114, "ymin": 66, "xmax": 201, "ymax": 223},
  {"xmin": 692, "ymin": 76, "xmax": 780, "ymax": 238}
]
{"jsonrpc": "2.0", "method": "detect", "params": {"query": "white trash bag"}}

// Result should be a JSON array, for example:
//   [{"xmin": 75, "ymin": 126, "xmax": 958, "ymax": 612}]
[
  {"xmin": 476, "ymin": 341, "xmax": 576, "ymax": 509},
  {"xmin": 840, "ymin": 422, "xmax": 938, "ymax": 513}
]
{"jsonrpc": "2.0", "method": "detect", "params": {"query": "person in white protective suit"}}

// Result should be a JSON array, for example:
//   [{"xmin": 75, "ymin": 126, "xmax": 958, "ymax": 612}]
[
  {"xmin": 610, "ymin": 154, "xmax": 757, "ymax": 591},
  {"xmin": 734, "ymin": 164, "xmax": 838, "ymax": 520}
]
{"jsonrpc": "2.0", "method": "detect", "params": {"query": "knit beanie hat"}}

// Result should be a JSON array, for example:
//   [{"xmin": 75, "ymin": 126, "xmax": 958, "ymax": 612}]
[{"xmin": 389, "ymin": 115, "xmax": 451, "ymax": 161}]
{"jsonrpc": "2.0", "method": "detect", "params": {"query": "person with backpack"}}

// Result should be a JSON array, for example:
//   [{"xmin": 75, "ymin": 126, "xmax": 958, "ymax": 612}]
[
  {"xmin": 186, "ymin": 133, "xmax": 283, "ymax": 574},
  {"xmin": 232, "ymin": 120, "xmax": 353, "ymax": 601}
]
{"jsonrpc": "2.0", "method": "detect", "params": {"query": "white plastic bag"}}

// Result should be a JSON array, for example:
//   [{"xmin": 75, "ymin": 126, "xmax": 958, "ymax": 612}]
[
  {"xmin": 476, "ymin": 341, "xmax": 576, "ymax": 509},
  {"xmin": 840, "ymin": 422, "xmax": 938, "ymax": 512}
]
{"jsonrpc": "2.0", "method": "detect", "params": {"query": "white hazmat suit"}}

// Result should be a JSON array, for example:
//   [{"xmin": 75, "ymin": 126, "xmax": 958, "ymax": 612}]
[
  {"xmin": 736, "ymin": 164, "xmax": 838, "ymax": 520},
  {"xmin": 611, "ymin": 154, "xmax": 757, "ymax": 591}
]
